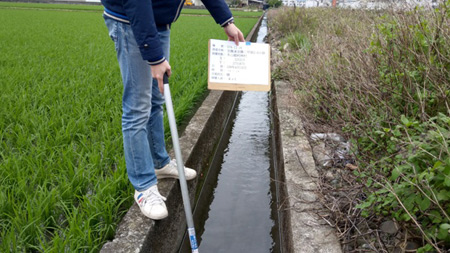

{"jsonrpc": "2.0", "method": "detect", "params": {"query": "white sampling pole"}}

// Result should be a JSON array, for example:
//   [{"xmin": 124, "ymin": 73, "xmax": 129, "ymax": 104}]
[{"xmin": 163, "ymin": 74, "xmax": 199, "ymax": 253}]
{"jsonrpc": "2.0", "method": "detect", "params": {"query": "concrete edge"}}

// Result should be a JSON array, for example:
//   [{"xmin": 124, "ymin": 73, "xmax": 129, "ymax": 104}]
[
  {"xmin": 271, "ymin": 78, "xmax": 343, "ymax": 253},
  {"xmin": 100, "ymin": 14, "xmax": 265, "ymax": 253}
]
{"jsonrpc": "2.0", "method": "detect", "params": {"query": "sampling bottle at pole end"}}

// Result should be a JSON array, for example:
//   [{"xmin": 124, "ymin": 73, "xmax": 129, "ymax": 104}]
[
  {"xmin": 188, "ymin": 227, "xmax": 199, "ymax": 252},
  {"xmin": 163, "ymin": 73, "xmax": 199, "ymax": 253}
]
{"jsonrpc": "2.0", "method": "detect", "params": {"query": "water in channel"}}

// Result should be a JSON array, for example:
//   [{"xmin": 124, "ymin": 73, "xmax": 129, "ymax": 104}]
[{"xmin": 179, "ymin": 15, "xmax": 280, "ymax": 252}]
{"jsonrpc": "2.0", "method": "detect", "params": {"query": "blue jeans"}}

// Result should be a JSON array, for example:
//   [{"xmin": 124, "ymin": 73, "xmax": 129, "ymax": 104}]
[{"xmin": 105, "ymin": 18, "xmax": 170, "ymax": 192}]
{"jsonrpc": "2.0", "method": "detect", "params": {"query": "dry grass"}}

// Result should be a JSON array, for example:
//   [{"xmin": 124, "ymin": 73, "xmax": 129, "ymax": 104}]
[
  {"xmin": 268, "ymin": 6, "xmax": 449, "ymax": 133},
  {"xmin": 268, "ymin": 8, "xmax": 382, "ymax": 131}
]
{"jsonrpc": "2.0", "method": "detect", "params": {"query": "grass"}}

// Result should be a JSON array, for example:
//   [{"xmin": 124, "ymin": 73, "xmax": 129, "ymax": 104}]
[{"xmin": 0, "ymin": 4, "xmax": 259, "ymax": 252}]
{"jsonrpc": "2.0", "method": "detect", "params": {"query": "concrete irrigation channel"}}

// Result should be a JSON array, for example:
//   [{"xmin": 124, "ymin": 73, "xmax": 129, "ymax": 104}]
[
  {"xmin": 101, "ymin": 13, "xmax": 342, "ymax": 253},
  {"xmin": 178, "ymin": 15, "xmax": 278, "ymax": 252}
]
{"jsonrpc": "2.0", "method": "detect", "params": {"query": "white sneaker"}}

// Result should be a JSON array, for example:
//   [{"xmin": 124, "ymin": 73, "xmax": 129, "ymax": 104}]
[
  {"xmin": 155, "ymin": 159, "xmax": 197, "ymax": 180},
  {"xmin": 134, "ymin": 185, "xmax": 168, "ymax": 220}
]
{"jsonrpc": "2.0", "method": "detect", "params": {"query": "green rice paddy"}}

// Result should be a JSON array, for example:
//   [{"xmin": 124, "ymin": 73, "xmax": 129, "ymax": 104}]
[{"xmin": 0, "ymin": 3, "xmax": 259, "ymax": 251}]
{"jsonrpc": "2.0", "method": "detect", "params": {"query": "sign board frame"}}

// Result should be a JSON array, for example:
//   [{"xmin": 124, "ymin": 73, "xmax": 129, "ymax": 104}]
[{"xmin": 208, "ymin": 39, "xmax": 271, "ymax": 92}]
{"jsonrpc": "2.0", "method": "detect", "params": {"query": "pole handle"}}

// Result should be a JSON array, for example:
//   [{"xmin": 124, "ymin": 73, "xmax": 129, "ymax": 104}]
[{"xmin": 163, "ymin": 73, "xmax": 169, "ymax": 86}]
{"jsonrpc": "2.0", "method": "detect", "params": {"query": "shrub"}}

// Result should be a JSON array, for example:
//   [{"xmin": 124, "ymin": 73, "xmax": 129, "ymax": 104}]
[{"xmin": 357, "ymin": 113, "xmax": 450, "ymax": 251}]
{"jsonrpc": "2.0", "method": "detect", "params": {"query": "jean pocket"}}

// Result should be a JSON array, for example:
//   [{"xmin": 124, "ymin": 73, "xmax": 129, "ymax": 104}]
[{"xmin": 105, "ymin": 18, "xmax": 118, "ymax": 43}]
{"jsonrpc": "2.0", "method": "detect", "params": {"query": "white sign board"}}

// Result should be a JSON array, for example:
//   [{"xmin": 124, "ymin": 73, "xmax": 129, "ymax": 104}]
[{"xmin": 208, "ymin": 39, "xmax": 271, "ymax": 91}]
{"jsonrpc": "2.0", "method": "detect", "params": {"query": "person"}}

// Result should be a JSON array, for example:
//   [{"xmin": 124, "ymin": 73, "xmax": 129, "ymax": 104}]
[{"xmin": 100, "ymin": 0, "xmax": 245, "ymax": 220}]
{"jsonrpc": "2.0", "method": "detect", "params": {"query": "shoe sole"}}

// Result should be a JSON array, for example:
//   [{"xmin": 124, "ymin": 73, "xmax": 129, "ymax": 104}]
[
  {"xmin": 156, "ymin": 174, "xmax": 196, "ymax": 180},
  {"xmin": 148, "ymin": 212, "xmax": 168, "ymax": 220},
  {"xmin": 137, "ymin": 206, "xmax": 168, "ymax": 220}
]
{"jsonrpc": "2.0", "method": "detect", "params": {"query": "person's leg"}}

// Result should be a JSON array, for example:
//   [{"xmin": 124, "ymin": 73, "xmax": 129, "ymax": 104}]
[
  {"xmin": 147, "ymin": 29, "xmax": 171, "ymax": 170},
  {"xmin": 105, "ymin": 18, "xmax": 156, "ymax": 192},
  {"xmin": 105, "ymin": 18, "xmax": 168, "ymax": 220}
]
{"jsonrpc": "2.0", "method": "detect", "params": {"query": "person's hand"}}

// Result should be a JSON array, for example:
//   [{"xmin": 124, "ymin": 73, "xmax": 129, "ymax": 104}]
[
  {"xmin": 151, "ymin": 60, "xmax": 171, "ymax": 94},
  {"xmin": 224, "ymin": 23, "xmax": 245, "ymax": 46}
]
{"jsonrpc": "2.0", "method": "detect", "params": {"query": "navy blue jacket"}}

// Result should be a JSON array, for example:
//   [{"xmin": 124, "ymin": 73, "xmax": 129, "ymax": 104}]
[{"xmin": 101, "ymin": 0, "xmax": 234, "ymax": 65}]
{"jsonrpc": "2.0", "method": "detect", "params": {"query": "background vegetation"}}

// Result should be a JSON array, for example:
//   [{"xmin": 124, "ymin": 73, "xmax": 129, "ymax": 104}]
[
  {"xmin": 269, "ymin": 3, "xmax": 449, "ymax": 252},
  {"xmin": 0, "ymin": 2, "xmax": 262, "ymax": 17},
  {"xmin": 267, "ymin": 0, "xmax": 282, "ymax": 8},
  {"xmin": 0, "ymin": 3, "xmax": 259, "ymax": 251}
]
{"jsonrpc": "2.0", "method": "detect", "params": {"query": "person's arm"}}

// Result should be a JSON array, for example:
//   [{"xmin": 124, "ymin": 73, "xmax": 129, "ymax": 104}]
[
  {"xmin": 201, "ymin": 0, "xmax": 245, "ymax": 45},
  {"xmin": 122, "ymin": 0, "xmax": 165, "ymax": 65},
  {"xmin": 121, "ymin": 0, "xmax": 170, "ymax": 93}
]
